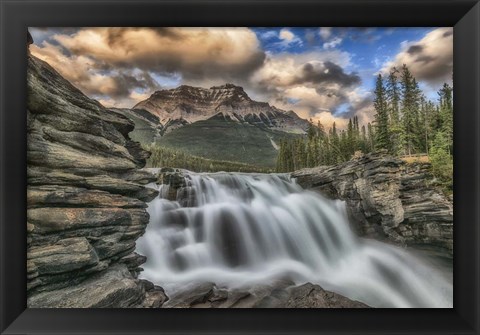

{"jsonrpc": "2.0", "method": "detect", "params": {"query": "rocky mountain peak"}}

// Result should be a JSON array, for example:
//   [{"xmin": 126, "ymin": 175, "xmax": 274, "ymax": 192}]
[
  {"xmin": 209, "ymin": 83, "xmax": 249, "ymax": 95},
  {"xmin": 148, "ymin": 83, "xmax": 251, "ymax": 103},
  {"xmin": 133, "ymin": 83, "xmax": 309, "ymax": 134}
]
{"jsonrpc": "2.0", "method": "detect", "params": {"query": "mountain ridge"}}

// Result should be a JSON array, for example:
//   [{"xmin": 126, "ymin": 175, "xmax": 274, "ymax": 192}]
[{"xmin": 133, "ymin": 83, "xmax": 309, "ymax": 134}]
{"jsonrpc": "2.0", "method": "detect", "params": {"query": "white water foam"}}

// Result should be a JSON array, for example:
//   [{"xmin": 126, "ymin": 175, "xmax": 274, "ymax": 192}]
[{"xmin": 136, "ymin": 172, "xmax": 453, "ymax": 308}]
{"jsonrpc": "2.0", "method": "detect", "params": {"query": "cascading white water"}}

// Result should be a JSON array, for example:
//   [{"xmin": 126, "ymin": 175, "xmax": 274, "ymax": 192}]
[{"xmin": 136, "ymin": 172, "xmax": 453, "ymax": 308}]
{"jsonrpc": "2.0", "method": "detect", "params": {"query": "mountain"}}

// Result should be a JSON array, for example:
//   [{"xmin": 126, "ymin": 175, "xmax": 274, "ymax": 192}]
[
  {"xmin": 156, "ymin": 115, "xmax": 300, "ymax": 167},
  {"xmin": 113, "ymin": 84, "xmax": 311, "ymax": 168},
  {"xmin": 133, "ymin": 83, "xmax": 309, "ymax": 134}
]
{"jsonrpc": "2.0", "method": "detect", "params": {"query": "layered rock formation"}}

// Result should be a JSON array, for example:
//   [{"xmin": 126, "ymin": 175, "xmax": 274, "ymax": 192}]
[
  {"xmin": 133, "ymin": 83, "xmax": 309, "ymax": 134},
  {"xmin": 109, "ymin": 108, "xmax": 164, "ymax": 143},
  {"xmin": 292, "ymin": 151, "xmax": 453, "ymax": 255},
  {"xmin": 26, "ymin": 43, "xmax": 165, "ymax": 307}
]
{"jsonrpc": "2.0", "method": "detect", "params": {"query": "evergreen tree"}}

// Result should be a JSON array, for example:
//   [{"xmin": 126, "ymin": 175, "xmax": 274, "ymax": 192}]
[
  {"xmin": 360, "ymin": 125, "xmax": 367, "ymax": 153},
  {"xmin": 307, "ymin": 118, "xmax": 316, "ymax": 141},
  {"xmin": 317, "ymin": 120, "xmax": 326, "ymax": 139},
  {"xmin": 373, "ymin": 74, "xmax": 391, "ymax": 151},
  {"xmin": 354, "ymin": 116, "xmax": 360, "ymax": 139},
  {"xmin": 275, "ymin": 68, "xmax": 452, "ymax": 175},
  {"xmin": 429, "ymin": 131, "xmax": 453, "ymax": 188},
  {"xmin": 386, "ymin": 67, "xmax": 404, "ymax": 155},
  {"xmin": 438, "ymin": 83, "xmax": 453, "ymax": 154},
  {"xmin": 418, "ymin": 96, "xmax": 436, "ymax": 155},
  {"xmin": 400, "ymin": 64, "xmax": 422, "ymax": 155},
  {"xmin": 367, "ymin": 122, "xmax": 375, "ymax": 151},
  {"xmin": 347, "ymin": 118, "xmax": 354, "ymax": 156},
  {"xmin": 331, "ymin": 122, "xmax": 340, "ymax": 163}
]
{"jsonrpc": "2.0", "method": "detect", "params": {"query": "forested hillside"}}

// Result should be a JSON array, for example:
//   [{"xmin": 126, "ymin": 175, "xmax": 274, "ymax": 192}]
[
  {"xmin": 145, "ymin": 145, "xmax": 273, "ymax": 173},
  {"xmin": 276, "ymin": 64, "xmax": 453, "ymax": 189}
]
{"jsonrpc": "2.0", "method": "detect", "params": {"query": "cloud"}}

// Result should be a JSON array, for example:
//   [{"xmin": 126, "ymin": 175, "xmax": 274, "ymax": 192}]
[
  {"xmin": 338, "ymin": 90, "xmax": 375, "ymax": 124},
  {"xmin": 31, "ymin": 41, "xmax": 122, "ymax": 97},
  {"xmin": 250, "ymin": 50, "xmax": 352, "ymax": 89},
  {"xmin": 318, "ymin": 28, "xmax": 344, "ymax": 50},
  {"xmin": 248, "ymin": 50, "xmax": 368, "ymax": 128},
  {"xmin": 260, "ymin": 30, "xmax": 277, "ymax": 40},
  {"xmin": 273, "ymin": 28, "xmax": 303, "ymax": 49},
  {"xmin": 304, "ymin": 29, "xmax": 317, "ymax": 45},
  {"xmin": 31, "ymin": 27, "xmax": 266, "ymax": 103},
  {"xmin": 323, "ymin": 37, "xmax": 343, "ymax": 49},
  {"xmin": 54, "ymin": 27, "xmax": 266, "ymax": 80},
  {"xmin": 380, "ymin": 27, "xmax": 453, "ymax": 86},
  {"xmin": 319, "ymin": 27, "xmax": 332, "ymax": 41},
  {"xmin": 31, "ymin": 41, "xmax": 161, "ymax": 99},
  {"xmin": 99, "ymin": 91, "xmax": 152, "ymax": 108},
  {"xmin": 406, "ymin": 44, "xmax": 423, "ymax": 55},
  {"xmin": 30, "ymin": 26, "xmax": 377, "ymax": 129},
  {"xmin": 313, "ymin": 111, "xmax": 349, "ymax": 129},
  {"xmin": 295, "ymin": 61, "xmax": 360, "ymax": 87},
  {"xmin": 279, "ymin": 29, "xmax": 295, "ymax": 42}
]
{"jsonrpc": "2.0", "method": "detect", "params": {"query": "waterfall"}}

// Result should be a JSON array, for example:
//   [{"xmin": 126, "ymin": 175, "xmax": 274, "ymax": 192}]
[{"xmin": 136, "ymin": 172, "xmax": 453, "ymax": 308}]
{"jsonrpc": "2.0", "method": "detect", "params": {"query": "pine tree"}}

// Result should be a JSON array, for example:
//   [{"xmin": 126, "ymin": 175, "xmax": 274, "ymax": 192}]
[
  {"xmin": 418, "ymin": 96, "xmax": 436, "ymax": 155},
  {"xmin": 386, "ymin": 67, "xmax": 404, "ymax": 155},
  {"xmin": 354, "ymin": 116, "xmax": 360, "ymax": 139},
  {"xmin": 400, "ymin": 64, "xmax": 422, "ymax": 155},
  {"xmin": 386, "ymin": 67, "xmax": 401, "ymax": 125},
  {"xmin": 429, "ymin": 131, "xmax": 453, "ymax": 187},
  {"xmin": 438, "ymin": 83, "xmax": 453, "ymax": 155},
  {"xmin": 373, "ymin": 74, "xmax": 391, "ymax": 151},
  {"xmin": 360, "ymin": 125, "xmax": 367, "ymax": 153},
  {"xmin": 313, "ymin": 138, "xmax": 321, "ymax": 166},
  {"xmin": 307, "ymin": 118, "xmax": 316, "ymax": 141},
  {"xmin": 367, "ymin": 122, "xmax": 375, "ymax": 151},
  {"xmin": 317, "ymin": 120, "xmax": 325, "ymax": 139},
  {"xmin": 347, "ymin": 118, "xmax": 354, "ymax": 156},
  {"xmin": 331, "ymin": 122, "xmax": 340, "ymax": 163}
]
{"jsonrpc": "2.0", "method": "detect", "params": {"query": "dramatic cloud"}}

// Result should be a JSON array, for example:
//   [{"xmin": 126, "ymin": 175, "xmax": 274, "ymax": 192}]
[
  {"xmin": 381, "ymin": 27, "xmax": 453, "ymax": 86},
  {"xmin": 340, "ymin": 90, "xmax": 375, "ymax": 125},
  {"xmin": 250, "ymin": 50, "xmax": 352, "ymax": 90},
  {"xmin": 30, "ymin": 27, "xmax": 451, "ymax": 128},
  {"xmin": 54, "ymin": 27, "xmax": 266, "ymax": 80},
  {"xmin": 248, "ymin": 50, "xmax": 366, "ymax": 127},
  {"xmin": 30, "ymin": 41, "xmax": 157, "ymax": 98},
  {"xmin": 295, "ymin": 62, "xmax": 360, "ymax": 87},
  {"xmin": 31, "ymin": 27, "xmax": 266, "ymax": 107}
]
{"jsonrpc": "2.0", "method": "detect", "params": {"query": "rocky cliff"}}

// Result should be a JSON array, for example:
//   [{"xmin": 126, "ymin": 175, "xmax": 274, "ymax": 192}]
[
  {"xmin": 26, "ymin": 38, "xmax": 166, "ymax": 307},
  {"xmin": 133, "ymin": 83, "xmax": 309, "ymax": 134},
  {"xmin": 292, "ymin": 151, "xmax": 453, "ymax": 255}
]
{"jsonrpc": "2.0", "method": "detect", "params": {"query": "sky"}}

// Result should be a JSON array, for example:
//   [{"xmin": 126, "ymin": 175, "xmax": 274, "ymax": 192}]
[{"xmin": 30, "ymin": 27, "xmax": 453, "ymax": 129}]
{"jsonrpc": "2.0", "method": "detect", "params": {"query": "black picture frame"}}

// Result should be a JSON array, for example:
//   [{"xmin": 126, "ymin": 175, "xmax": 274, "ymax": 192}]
[{"xmin": 1, "ymin": 0, "xmax": 479, "ymax": 334}]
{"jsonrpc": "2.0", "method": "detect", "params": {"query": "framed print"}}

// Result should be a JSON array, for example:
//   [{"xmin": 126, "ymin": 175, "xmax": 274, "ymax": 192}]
[{"xmin": 1, "ymin": 0, "xmax": 479, "ymax": 334}]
